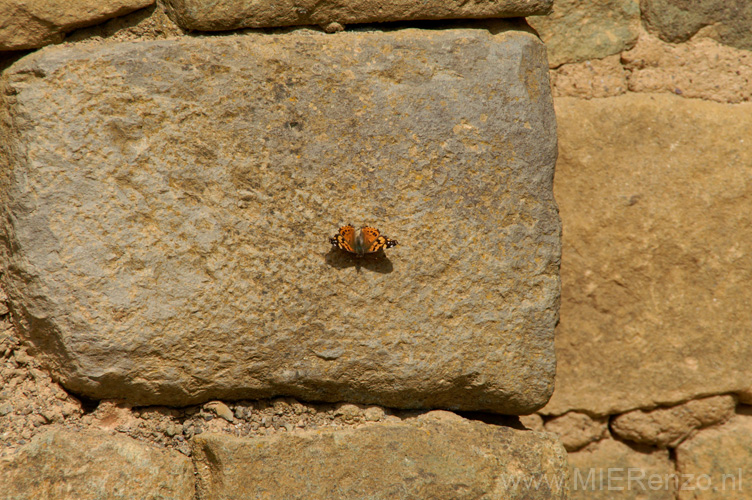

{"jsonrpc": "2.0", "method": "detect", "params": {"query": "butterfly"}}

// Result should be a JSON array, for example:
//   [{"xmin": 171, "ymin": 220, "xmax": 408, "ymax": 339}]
[{"xmin": 329, "ymin": 224, "xmax": 398, "ymax": 257}]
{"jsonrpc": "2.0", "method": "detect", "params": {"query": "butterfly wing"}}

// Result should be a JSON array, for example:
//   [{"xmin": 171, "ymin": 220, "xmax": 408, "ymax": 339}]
[
  {"xmin": 330, "ymin": 225, "xmax": 356, "ymax": 253},
  {"xmin": 361, "ymin": 226, "xmax": 398, "ymax": 253}
]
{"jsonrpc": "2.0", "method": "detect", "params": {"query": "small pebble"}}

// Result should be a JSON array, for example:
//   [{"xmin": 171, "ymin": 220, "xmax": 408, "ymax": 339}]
[
  {"xmin": 322, "ymin": 22, "xmax": 345, "ymax": 33},
  {"xmin": 205, "ymin": 401, "xmax": 234, "ymax": 423},
  {"xmin": 335, "ymin": 403, "xmax": 362, "ymax": 421},
  {"xmin": 364, "ymin": 407, "xmax": 384, "ymax": 422}
]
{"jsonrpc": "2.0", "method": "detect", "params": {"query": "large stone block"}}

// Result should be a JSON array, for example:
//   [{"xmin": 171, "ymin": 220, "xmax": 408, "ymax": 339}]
[
  {"xmin": 611, "ymin": 395, "xmax": 737, "ymax": 448},
  {"xmin": 161, "ymin": 0, "xmax": 553, "ymax": 31},
  {"xmin": 0, "ymin": 0, "xmax": 154, "ymax": 51},
  {"xmin": 192, "ymin": 411, "xmax": 569, "ymax": 499},
  {"xmin": 0, "ymin": 428, "xmax": 194, "ymax": 499},
  {"xmin": 622, "ymin": 28, "xmax": 752, "ymax": 104},
  {"xmin": 0, "ymin": 28, "xmax": 559, "ymax": 412},
  {"xmin": 544, "ymin": 93, "xmax": 752, "ymax": 416},
  {"xmin": 675, "ymin": 408, "xmax": 752, "ymax": 500},
  {"xmin": 641, "ymin": 0, "xmax": 752, "ymax": 51},
  {"xmin": 567, "ymin": 437, "xmax": 674, "ymax": 500},
  {"xmin": 527, "ymin": 0, "xmax": 640, "ymax": 67}
]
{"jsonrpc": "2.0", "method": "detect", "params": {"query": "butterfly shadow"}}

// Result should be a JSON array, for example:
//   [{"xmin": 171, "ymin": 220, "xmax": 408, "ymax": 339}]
[{"xmin": 325, "ymin": 248, "xmax": 394, "ymax": 274}]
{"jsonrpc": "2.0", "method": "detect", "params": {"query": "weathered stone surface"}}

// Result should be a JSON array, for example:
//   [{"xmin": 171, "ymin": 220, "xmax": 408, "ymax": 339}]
[
  {"xmin": 550, "ymin": 54, "xmax": 627, "ymax": 99},
  {"xmin": 550, "ymin": 27, "xmax": 752, "ymax": 103},
  {"xmin": 0, "ymin": 0, "xmax": 154, "ymax": 51},
  {"xmin": 544, "ymin": 411, "xmax": 608, "ymax": 451},
  {"xmin": 0, "ymin": 28, "xmax": 559, "ymax": 412},
  {"xmin": 521, "ymin": 412, "xmax": 545, "ymax": 432},
  {"xmin": 527, "ymin": 0, "xmax": 640, "ymax": 67},
  {"xmin": 641, "ymin": 0, "xmax": 752, "ymax": 50},
  {"xmin": 65, "ymin": 3, "xmax": 184, "ymax": 44},
  {"xmin": 192, "ymin": 410, "xmax": 568, "ymax": 499},
  {"xmin": 568, "ymin": 437, "xmax": 674, "ymax": 500},
  {"xmin": 543, "ymin": 93, "xmax": 752, "ymax": 416},
  {"xmin": 622, "ymin": 28, "xmax": 752, "ymax": 104},
  {"xmin": 162, "ymin": 0, "xmax": 552, "ymax": 31},
  {"xmin": 675, "ymin": 408, "xmax": 752, "ymax": 500},
  {"xmin": 611, "ymin": 395, "xmax": 737, "ymax": 448},
  {"xmin": 0, "ymin": 428, "xmax": 194, "ymax": 499}
]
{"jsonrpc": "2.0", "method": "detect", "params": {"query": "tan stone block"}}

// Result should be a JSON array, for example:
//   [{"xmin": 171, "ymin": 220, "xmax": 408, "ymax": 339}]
[
  {"xmin": 528, "ymin": 0, "xmax": 640, "ymax": 67},
  {"xmin": 550, "ymin": 54, "xmax": 628, "ymax": 99},
  {"xmin": 568, "ymin": 437, "xmax": 674, "ymax": 500},
  {"xmin": 0, "ymin": 28, "xmax": 559, "ymax": 413},
  {"xmin": 544, "ymin": 411, "xmax": 609, "ymax": 451},
  {"xmin": 0, "ymin": 0, "xmax": 154, "ymax": 51},
  {"xmin": 543, "ymin": 93, "xmax": 752, "ymax": 416},
  {"xmin": 611, "ymin": 395, "xmax": 737, "ymax": 447},
  {"xmin": 192, "ymin": 411, "xmax": 569, "ymax": 499},
  {"xmin": 162, "ymin": 0, "xmax": 553, "ymax": 31},
  {"xmin": 675, "ymin": 408, "xmax": 752, "ymax": 500},
  {"xmin": 622, "ymin": 28, "xmax": 752, "ymax": 104},
  {"xmin": 0, "ymin": 428, "xmax": 194, "ymax": 499}
]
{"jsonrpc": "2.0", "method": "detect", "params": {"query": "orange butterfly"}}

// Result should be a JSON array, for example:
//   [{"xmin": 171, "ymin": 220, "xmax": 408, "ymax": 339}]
[{"xmin": 329, "ymin": 225, "xmax": 398, "ymax": 257}]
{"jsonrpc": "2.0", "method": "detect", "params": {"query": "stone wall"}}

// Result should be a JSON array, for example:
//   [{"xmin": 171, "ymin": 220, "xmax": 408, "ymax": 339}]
[
  {"xmin": 1, "ymin": 0, "xmax": 749, "ymax": 499},
  {"xmin": 0, "ymin": 1, "xmax": 569, "ymax": 499},
  {"xmin": 526, "ymin": 1, "xmax": 752, "ymax": 499}
]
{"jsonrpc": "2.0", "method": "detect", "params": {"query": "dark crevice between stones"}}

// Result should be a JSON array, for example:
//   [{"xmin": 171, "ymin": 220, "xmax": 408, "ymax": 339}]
[
  {"xmin": 183, "ymin": 17, "xmax": 537, "ymax": 39},
  {"xmin": 76, "ymin": 394, "xmax": 100, "ymax": 415},
  {"xmin": 455, "ymin": 411, "xmax": 526, "ymax": 430},
  {"xmin": 0, "ymin": 51, "xmax": 33, "ymax": 75}
]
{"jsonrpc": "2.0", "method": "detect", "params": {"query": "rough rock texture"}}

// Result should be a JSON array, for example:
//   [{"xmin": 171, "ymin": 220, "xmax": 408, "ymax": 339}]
[
  {"xmin": 675, "ymin": 408, "xmax": 752, "ymax": 500},
  {"xmin": 550, "ymin": 54, "xmax": 627, "ymax": 99},
  {"xmin": 550, "ymin": 27, "xmax": 752, "ymax": 103},
  {"xmin": 520, "ymin": 412, "xmax": 545, "ymax": 432},
  {"xmin": 567, "ymin": 437, "xmax": 674, "ymax": 500},
  {"xmin": 544, "ymin": 93, "xmax": 752, "ymax": 416},
  {"xmin": 0, "ymin": 428, "xmax": 195, "ymax": 499},
  {"xmin": 0, "ymin": 0, "xmax": 154, "ymax": 51},
  {"xmin": 611, "ymin": 395, "xmax": 737, "ymax": 448},
  {"xmin": 641, "ymin": 0, "xmax": 752, "ymax": 50},
  {"xmin": 4, "ymin": 305, "xmax": 498, "ymax": 460},
  {"xmin": 65, "ymin": 3, "xmax": 184, "ymax": 44},
  {"xmin": 0, "ymin": 320, "xmax": 84, "ymax": 458},
  {"xmin": 162, "ymin": 0, "xmax": 553, "ymax": 31},
  {"xmin": 544, "ymin": 411, "xmax": 608, "ymax": 451},
  {"xmin": 0, "ymin": 28, "xmax": 559, "ymax": 412},
  {"xmin": 528, "ymin": 0, "xmax": 640, "ymax": 67},
  {"xmin": 622, "ymin": 28, "xmax": 752, "ymax": 104},
  {"xmin": 192, "ymin": 411, "xmax": 569, "ymax": 500}
]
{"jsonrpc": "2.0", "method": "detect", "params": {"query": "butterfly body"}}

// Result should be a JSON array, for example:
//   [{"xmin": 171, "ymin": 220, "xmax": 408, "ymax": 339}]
[{"xmin": 329, "ymin": 224, "xmax": 398, "ymax": 257}]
